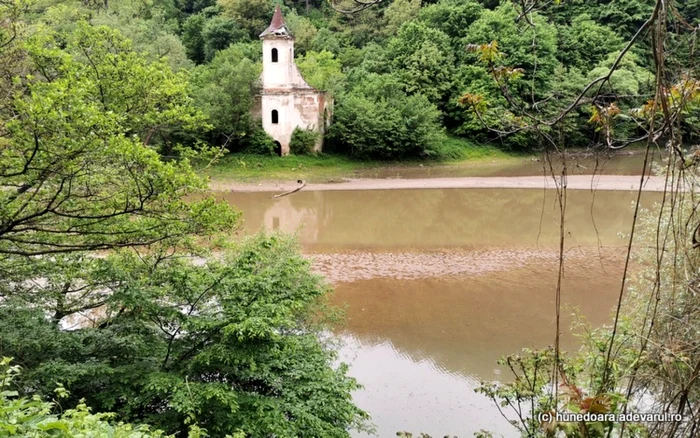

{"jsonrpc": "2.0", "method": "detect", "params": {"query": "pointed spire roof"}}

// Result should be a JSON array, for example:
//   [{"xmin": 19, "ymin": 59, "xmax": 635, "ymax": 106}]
[{"xmin": 260, "ymin": 6, "xmax": 291, "ymax": 38}]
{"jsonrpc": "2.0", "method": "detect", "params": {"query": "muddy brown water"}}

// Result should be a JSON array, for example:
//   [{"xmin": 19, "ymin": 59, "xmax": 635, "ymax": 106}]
[{"xmin": 220, "ymin": 186, "xmax": 662, "ymax": 437}]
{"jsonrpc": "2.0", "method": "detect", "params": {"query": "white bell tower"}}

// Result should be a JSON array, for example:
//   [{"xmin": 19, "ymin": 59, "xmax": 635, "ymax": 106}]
[{"xmin": 258, "ymin": 6, "xmax": 331, "ymax": 156}]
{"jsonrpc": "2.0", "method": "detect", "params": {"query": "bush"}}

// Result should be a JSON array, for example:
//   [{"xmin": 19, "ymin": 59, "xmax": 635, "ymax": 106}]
[
  {"xmin": 289, "ymin": 127, "xmax": 319, "ymax": 155},
  {"xmin": 327, "ymin": 87, "xmax": 445, "ymax": 160},
  {"xmin": 0, "ymin": 358, "xmax": 168, "ymax": 437},
  {"xmin": 242, "ymin": 122, "xmax": 276, "ymax": 155}
]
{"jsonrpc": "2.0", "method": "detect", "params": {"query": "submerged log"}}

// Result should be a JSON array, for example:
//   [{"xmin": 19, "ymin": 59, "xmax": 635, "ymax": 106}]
[{"xmin": 273, "ymin": 180, "xmax": 306, "ymax": 198}]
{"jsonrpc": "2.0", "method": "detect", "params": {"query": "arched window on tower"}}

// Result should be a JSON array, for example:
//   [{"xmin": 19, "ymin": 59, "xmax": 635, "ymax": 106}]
[
  {"xmin": 271, "ymin": 110, "xmax": 279, "ymax": 124},
  {"xmin": 271, "ymin": 48, "xmax": 278, "ymax": 63}
]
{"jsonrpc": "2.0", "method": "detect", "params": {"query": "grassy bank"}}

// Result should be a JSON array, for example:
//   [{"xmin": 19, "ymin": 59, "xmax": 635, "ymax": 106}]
[{"xmin": 203, "ymin": 138, "xmax": 521, "ymax": 183}]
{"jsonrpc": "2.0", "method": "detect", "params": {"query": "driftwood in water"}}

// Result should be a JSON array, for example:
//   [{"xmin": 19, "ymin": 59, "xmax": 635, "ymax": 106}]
[{"xmin": 273, "ymin": 180, "xmax": 306, "ymax": 198}]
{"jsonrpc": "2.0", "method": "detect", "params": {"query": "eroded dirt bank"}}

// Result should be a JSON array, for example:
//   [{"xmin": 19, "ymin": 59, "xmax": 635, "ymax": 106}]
[{"xmin": 211, "ymin": 175, "xmax": 667, "ymax": 193}]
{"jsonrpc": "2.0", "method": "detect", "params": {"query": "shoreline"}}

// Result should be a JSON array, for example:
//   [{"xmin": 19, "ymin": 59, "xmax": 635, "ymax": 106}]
[{"xmin": 210, "ymin": 174, "xmax": 668, "ymax": 193}]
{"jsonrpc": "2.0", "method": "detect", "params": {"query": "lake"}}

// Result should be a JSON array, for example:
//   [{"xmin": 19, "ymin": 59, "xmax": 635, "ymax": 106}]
[{"xmin": 220, "ymin": 181, "xmax": 662, "ymax": 437}]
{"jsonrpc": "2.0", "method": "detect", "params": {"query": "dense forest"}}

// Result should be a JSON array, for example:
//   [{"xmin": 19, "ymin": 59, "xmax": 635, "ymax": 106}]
[
  {"xmin": 7, "ymin": 0, "xmax": 699, "ymax": 160},
  {"xmin": 2, "ymin": 0, "xmax": 700, "ymax": 437}
]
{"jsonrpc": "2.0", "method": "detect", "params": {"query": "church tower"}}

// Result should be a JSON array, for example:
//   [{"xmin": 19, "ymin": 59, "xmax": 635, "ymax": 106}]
[{"xmin": 258, "ymin": 6, "xmax": 331, "ymax": 156}]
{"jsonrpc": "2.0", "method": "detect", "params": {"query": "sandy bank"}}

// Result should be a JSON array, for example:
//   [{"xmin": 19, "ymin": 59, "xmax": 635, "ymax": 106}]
[{"xmin": 210, "ymin": 174, "xmax": 668, "ymax": 193}]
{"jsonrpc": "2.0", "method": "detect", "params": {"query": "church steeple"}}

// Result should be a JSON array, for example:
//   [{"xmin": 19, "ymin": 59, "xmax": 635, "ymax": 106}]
[
  {"xmin": 259, "ymin": 6, "xmax": 290, "ymax": 38},
  {"xmin": 257, "ymin": 5, "xmax": 330, "ymax": 156}
]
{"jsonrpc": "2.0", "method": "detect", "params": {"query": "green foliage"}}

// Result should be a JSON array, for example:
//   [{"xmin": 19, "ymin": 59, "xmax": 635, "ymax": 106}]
[
  {"xmin": 557, "ymin": 14, "xmax": 624, "ymax": 70},
  {"xmin": 285, "ymin": 9, "xmax": 318, "ymax": 55},
  {"xmin": 241, "ymin": 122, "xmax": 276, "ymax": 155},
  {"xmin": 201, "ymin": 15, "xmax": 248, "ymax": 61},
  {"xmin": 1, "ymin": 22, "xmax": 234, "ymax": 258},
  {"xmin": 290, "ymin": 127, "xmax": 319, "ymax": 155},
  {"xmin": 32, "ymin": 22, "xmax": 206, "ymax": 149},
  {"xmin": 464, "ymin": 3, "xmax": 558, "ymax": 97},
  {"xmin": 386, "ymin": 21, "xmax": 455, "ymax": 105},
  {"xmin": 189, "ymin": 43, "xmax": 261, "ymax": 148},
  {"xmin": 383, "ymin": 0, "xmax": 421, "ymax": 35},
  {"xmin": 217, "ymin": 0, "xmax": 274, "ymax": 39},
  {"xmin": 328, "ymin": 75, "xmax": 446, "ymax": 160},
  {"xmin": 595, "ymin": 0, "xmax": 655, "ymax": 40},
  {"xmin": 182, "ymin": 13, "xmax": 208, "ymax": 64},
  {"xmin": 89, "ymin": 4, "xmax": 193, "ymax": 71},
  {"xmin": 418, "ymin": 0, "xmax": 483, "ymax": 46},
  {"xmin": 295, "ymin": 50, "xmax": 345, "ymax": 94},
  {"xmin": 0, "ymin": 358, "xmax": 168, "ymax": 437},
  {"xmin": 0, "ymin": 235, "xmax": 368, "ymax": 437},
  {"xmin": 587, "ymin": 52, "xmax": 654, "ymax": 97}
]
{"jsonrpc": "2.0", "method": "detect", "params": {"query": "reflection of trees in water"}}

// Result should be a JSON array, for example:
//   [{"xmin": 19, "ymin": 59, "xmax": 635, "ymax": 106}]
[{"xmin": 224, "ymin": 189, "xmax": 662, "ymax": 248}]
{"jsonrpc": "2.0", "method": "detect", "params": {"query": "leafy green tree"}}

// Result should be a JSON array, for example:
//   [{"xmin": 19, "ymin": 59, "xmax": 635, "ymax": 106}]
[
  {"xmin": 463, "ymin": 2, "xmax": 558, "ymax": 97},
  {"xmin": 182, "ymin": 13, "xmax": 208, "ymax": 63},
  {"xmin": 331, "ymin": 0, "xmax": 387, "ymax": 47},
  {"xmin": 218, "ymin": 0, "xmax": 275, "ymax": 40},
  {"xmin": 201, "ymin": 15, "xmax": 248, "ymax": 61},
  {"xmin": 418, "ymin": 0, "xmax": 483, "ymax": 46},
  {"xmin": 586, "ymin": 52, "xmax": 654, "ymax": 97},
  {"xmin": 176, "ymin": 0, "xmax": 217, "ymax": 14},
  {"xmin": 595, "ymin": 0, "xmax": 655, "ymax": 40},
  {"xmin": 1, "ymin": 358, "xmax": 171, "ymax": 438},
  {"xmin": 41, "ymin": 0, "xmax": 192, "ymax": 71},
  {"xmin": 309, "ymin": 27, "xmax": 346, "ymax": 55},
  {"xmin": 386, "ymin": 21, "xmax": 455, "ymax": 106},
  {"xmin": 296, "ymin": 50, "xmax": 345, "ymax": 94},
  {"xmin": 189, "ymin": 43, "xmax": 262, "ymax": 149},
  {"xmin": 0, "ymin": 235, "xmax": 368, "ymax": 437},
  {"xmin": 383, "ymin": 0, "xmax": 421, "ymax": 35},
  {"xmin": 557, "ymin": 14, "xmax": 624, "ymax": 71},
  {"xmin": 328, "ymin": 74, "xmax": 445, "ymax": 159},
  {"xmin": 0, "ymin": 22, "xmax": 229, "ymax": 258}
]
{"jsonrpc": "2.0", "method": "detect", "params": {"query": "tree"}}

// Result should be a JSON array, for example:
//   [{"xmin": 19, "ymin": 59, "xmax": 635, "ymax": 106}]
[
  {"xmin": 182, "ymin": 13, "xmax": 208, "ymax": 64},
  {"xmin": 0, "ymin": 22, "xmax": 229, "ymax": 258},
  {"xmin": 418, "ymin": 0, "xmax": 484, "ymax": 49},
  {"xmin": 189, "ymin": 43, "xmax": 262, "ymax": 149},
  {"xmin": 285, "ymin": 9, "xmax": 318, "ymax": 55},
  {"xmin": 0, "ymin": 15, "xmax": 368, "ymax": 438},
  {"xmin": 217, "ymin": 0, "xmax": 275, "ymax": 40},
  {"xmin": 328, "ymin": 73, "xmax": 445, "ymax": 160},
  {"xmin": 463, "ymin": 2, "xmax": 558, "ymax": 96},
  {"xmin": 556, "ymin": 13, "xmax": 624, "ymax": 71},
  {"xmin": 201, "ymin": 15, "xmax": 248, "ymax": 61},
  {"xmin": 0, "ymin": 235, "xmax": 368, "ymax": 437},
  {"xmin": 296, "ymin": 50, "xmax": 345, "ymax": 95},
  {"xmin": 386, "ymin": 21, "xmax": 455, "ymax": 106},
  {"xmin": 383, "ymin": 0, "xmax": 421, "ymax": 35},
  {"xmin": 0, "ymin": 358, "xmax": 171, "ymax": 437}
]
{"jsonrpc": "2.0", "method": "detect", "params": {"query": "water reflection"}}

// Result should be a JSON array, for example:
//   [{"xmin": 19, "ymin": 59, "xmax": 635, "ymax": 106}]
[{"xmin": 223, "ymin": 188, "xmax": 660, "ymax": 248}]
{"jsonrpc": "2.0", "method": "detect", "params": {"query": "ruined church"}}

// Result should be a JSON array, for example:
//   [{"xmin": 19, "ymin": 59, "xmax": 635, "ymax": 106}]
[{"xmin": 256, "ymin": 6, "xmax": 331, "ymax": 156}]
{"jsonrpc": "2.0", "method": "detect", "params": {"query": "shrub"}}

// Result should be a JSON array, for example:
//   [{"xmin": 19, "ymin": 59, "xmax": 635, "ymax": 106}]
[
  {"xmin": 242, "ymin": 122, "xmax": 276, "ymax": 155},
  {"xmin": 327, "ymin": 88, "xmax": 445, "ymax": 160},
  {"xmin": 289, "ymin": 127, "xmax": 319, "ymax": 155}
]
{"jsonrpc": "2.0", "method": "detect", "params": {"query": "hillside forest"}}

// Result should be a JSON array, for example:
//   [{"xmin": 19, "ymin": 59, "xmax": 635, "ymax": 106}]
[
  {"xmin": 7, "ymin": 0, "xmax": 700, "ymax": 160},
  {"xmin": 2, "ymin": 0, "xmax": 700, "ymax": 437}
]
